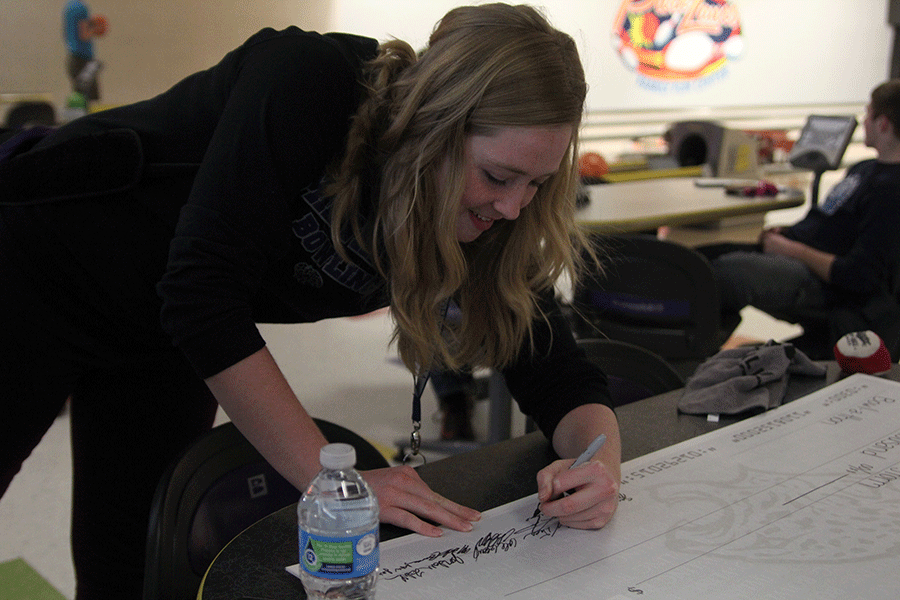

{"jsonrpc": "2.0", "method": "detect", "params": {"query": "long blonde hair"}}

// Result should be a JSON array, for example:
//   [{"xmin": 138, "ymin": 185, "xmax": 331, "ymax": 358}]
[{"xmin": 330, "ymin": 3, "xmax": 593, "ymax": 373}]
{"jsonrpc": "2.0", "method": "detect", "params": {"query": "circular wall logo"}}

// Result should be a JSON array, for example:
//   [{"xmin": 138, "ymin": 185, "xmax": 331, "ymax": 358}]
[{"xmin": 612, "ymin": 0, "xmax": 743, "ymax": 82}]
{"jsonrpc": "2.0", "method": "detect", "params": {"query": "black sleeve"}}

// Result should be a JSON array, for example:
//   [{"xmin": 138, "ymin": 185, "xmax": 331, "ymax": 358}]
[
  {"xmin": 157, "ymin": 31, "xmax": 369, "ymax": 378},
  {"xmin": 501, "ymin": 292, "xmax": 612, "ymax": 441},
  {"xmin": 830, "ymin": 176, "xmax": 900, "ymax": 295},
  {"xmin": 787, "ymin": 161, "xmax": 900, "ymax": 297}
]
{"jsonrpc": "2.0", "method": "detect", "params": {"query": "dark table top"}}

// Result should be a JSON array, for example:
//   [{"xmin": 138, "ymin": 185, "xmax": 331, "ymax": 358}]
[{"xmin": 198, "ymin": 362, "xmax": 897, "ymax": 599}]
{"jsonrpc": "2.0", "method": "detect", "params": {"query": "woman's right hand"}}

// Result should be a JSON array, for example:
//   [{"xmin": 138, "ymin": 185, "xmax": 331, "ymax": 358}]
[
  {"xmin": 206, "ymin": 349, "xmax": 480, "ymax": 537},
  {"xmin": 361, "ymin": 465, "xmax": 482, "ymax": 537}
]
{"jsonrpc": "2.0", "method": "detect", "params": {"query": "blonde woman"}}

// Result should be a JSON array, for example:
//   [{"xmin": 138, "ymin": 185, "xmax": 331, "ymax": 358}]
[{"xmin": 0, "ymin": 4, "xmax": 620, "ymax": 597}]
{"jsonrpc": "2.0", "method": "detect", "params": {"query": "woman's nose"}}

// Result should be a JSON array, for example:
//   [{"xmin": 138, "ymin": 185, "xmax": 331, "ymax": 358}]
[{"xmin": 493, "ymin": 186, "xmax": 534, "ymax": 220}]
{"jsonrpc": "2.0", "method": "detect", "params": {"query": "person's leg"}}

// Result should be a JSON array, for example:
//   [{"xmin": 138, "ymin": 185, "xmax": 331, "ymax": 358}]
[
  {"xmin": 0, "ymin": 231, "xmax": 80, "ymax": 494},
  {"xmin": 75, "ymin": 61, "xmax": 101, "ymax": 101},
  {"xmin": 66, "ymin": 54, "xmax": 87, "ymax": 94},
  {"xmin": 0, "ymin": 348, "xmax": 73, "ymax": 495},
  {"xmin": 69, "ymin": 351, "xmax": 218, "ymax": 600},
  {"xmin": 711, "ymin": 250, "xmax": 827, "ymax": 315},
  {"xmin": 430, "ymin": 369, "xmax": 476, "ymax": 441},
  {"xmin": 695, "ymin": 241, "xmax": 760, "ymax": 263}
]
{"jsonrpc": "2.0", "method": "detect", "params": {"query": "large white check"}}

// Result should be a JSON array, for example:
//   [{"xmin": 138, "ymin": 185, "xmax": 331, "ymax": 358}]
[{"xmin": 378, "ymin": 373, "xmax": 900, "ymax": 599}]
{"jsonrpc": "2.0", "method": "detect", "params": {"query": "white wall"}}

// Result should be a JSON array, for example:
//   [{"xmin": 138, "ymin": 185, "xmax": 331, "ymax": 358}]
[
  {"xmin": 1, "ymin": 0, "xmax": 333, "ymax": 109},
  {"xmin": 332, "ymin": 0, "xmax": 893, "ymax": 112},
  {"xmin": 0, "ymin": 1, "xmax": 894, "ymax": 115}
]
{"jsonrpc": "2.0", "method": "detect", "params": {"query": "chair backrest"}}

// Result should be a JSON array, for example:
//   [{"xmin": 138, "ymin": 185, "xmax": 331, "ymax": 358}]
[
  {"xmin": 143, "ymin": 418, "xmax": 388, "ymax": 600},
  {"xmin": 573, "ymin": 234, "xmax": 722, "ymax": 361},
  {"xmin": 5, "ymin": 101, "xmax": 56, "ymax": 129},
  {"xmin": 576, "ymin": 338, "xmax": 684, "ymax": 407}
]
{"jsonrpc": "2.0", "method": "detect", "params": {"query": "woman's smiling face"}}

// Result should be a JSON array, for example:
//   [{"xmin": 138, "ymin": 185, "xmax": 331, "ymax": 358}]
[{"xmin": 454, "ymin": 125, "xmax": 573, "ymax": 243}]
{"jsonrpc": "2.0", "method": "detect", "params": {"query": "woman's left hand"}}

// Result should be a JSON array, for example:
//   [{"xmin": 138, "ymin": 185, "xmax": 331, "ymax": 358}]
[{"xmin": 534, "ymin": 458, "xmax": 619, "ymax": 529}]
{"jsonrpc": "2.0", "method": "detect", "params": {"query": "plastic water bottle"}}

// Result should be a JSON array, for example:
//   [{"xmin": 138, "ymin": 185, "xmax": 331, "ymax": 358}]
[
  {"xmin": 298, "ymin": 443, "xmax": 380, "ymax": 599},
  {"xmin": 60, "ymin": 92, "xmax": 87, "ymax": 124}
]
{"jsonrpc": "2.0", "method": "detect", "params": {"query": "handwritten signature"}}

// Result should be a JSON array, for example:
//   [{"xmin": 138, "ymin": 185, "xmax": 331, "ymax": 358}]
[{"xmin": 381, "ymin": 513, "xmax": 561, "ymax": 583}]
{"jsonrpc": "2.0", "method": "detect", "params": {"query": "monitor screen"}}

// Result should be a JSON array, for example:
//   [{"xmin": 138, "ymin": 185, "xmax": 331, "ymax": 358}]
[{"xmin": 788, "ymin": 115, "xmax": 858, "ymax": 171}]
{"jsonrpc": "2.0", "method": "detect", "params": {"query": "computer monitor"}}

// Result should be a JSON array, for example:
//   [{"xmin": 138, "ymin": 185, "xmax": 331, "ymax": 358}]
[
  {"xmin": 788, "ymin": 114, "xmax": 857, "ymax": 172},
  {"xmin": 788, "ymin": 114, "xmax": 858, "ymax": 205}
]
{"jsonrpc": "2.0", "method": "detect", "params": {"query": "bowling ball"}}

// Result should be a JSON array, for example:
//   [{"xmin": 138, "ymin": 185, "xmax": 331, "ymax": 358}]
[
  {"xmin": 92, "ymin": 14, "xmax": 109, "ymax": 36},
  {"xmin": 579, "ymin": 152, "xmax": 609, "ymax": 180}
]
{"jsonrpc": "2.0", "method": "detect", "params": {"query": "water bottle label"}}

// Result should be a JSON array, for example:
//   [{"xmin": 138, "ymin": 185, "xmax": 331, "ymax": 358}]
[{"xmin": 299, "ymin": 526, "xmax": 379, "ymax": 579}]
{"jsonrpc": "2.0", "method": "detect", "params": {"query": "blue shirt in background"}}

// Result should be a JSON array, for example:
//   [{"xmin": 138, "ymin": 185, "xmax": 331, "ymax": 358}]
[{"xmin": 63, "ymin": 0, "xmax": 93, "ymax": 59}]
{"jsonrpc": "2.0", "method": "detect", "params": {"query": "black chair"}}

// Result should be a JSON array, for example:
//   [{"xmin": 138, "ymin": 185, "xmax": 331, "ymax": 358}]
[
  {"xmin": 5, "ymin": 101, "xmax": 56, "ymax": 129},
  {"xmin": 572, "ymin": 234, "xmax": 737, "ymax": 377},
  {"xmin": 770, "ymin": 281, "xmax": 900, "ymax": 361},
  {"xmin": 143, "ymin": 418, "xmax": 388, "ymax": 600},
  {"xmin": 577, "ymin": 338, "xmax": 684, "ymax": 407}
]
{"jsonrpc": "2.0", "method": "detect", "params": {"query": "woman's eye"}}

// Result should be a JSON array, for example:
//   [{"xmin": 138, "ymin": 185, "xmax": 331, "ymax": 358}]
[{"xmin": 484, "ymin": 171, "xmax": 507, "ymax": 186}]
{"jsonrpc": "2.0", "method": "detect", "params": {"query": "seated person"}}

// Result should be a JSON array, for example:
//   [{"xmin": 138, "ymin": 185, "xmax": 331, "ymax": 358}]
[{"xmin": 697, "ymin": 79, "xmax": 900, "ymax": 359}]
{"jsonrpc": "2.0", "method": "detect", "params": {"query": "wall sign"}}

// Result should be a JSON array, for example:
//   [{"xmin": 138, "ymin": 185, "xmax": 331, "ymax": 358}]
[{"xmin": 612, "ymin": 0, "xmax": 744, "ymax": 92}]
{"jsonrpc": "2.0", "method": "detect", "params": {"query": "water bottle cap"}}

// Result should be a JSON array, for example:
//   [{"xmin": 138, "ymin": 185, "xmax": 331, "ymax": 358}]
[
  {"xmin": 320, "ymin": 443, "xmax": 356, "ymax": 470},
  {"xmin": 66, "ymin": 92, "xmax": 87, "ymax": 109}
]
